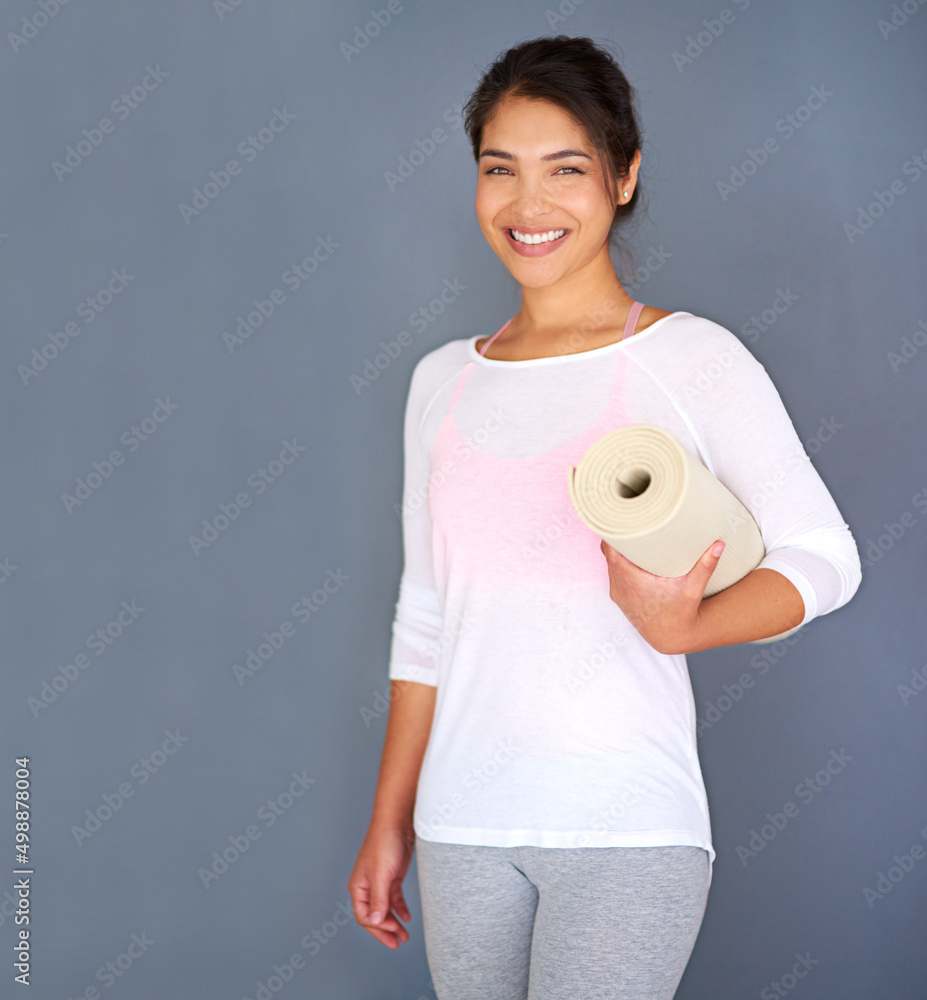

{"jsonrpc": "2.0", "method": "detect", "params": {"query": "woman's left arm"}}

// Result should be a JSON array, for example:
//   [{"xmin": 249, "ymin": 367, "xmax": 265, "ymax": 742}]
[
  {"xmin": 602, "ymin": 318, "xmax": 863, "ymax": 654},
  {"xmin": 601, "ymin": 540, "xmax": 806, "ymax": 654}
]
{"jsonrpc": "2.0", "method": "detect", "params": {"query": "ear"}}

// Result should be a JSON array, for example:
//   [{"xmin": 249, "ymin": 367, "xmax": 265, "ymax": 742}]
[{"xmin": 623, "ymin": 149, "xmax": 642, "ymax": 199}]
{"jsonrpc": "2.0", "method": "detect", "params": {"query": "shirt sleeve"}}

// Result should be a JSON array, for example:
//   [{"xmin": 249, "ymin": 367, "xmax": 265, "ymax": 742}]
[
  {"xmin": 386, "ymin": 357, "xmax": 443, "ymax": 686},
  {"xmin": 647, "ymin": 320, "xmax": 862, "ymax": 628}
]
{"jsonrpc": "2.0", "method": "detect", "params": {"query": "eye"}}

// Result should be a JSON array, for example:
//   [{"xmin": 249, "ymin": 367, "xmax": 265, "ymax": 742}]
[
  {"xmin": 555, "ymin": 166, "xmax": 584, "ymax": 174},
  {"xmin": 484, "ymin": 166, "xmax": 512, "ymax": 175}
]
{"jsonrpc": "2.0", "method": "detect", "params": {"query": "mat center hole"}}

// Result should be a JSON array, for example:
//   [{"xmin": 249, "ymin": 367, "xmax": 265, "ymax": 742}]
[{"xmin": 616, "ymin": 468, "xmax": 651, "ymax": 499}]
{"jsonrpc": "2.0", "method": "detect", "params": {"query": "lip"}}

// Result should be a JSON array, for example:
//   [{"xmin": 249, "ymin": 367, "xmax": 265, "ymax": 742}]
[{"xmin": 503, "ymin": 226, "xmax": 571, "ymax": 257}]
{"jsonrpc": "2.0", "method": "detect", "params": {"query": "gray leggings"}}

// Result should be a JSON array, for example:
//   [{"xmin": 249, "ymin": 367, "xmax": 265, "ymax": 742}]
[{"xmin": 414, "ymin": 834, "xmax": 710, "ymax": 1000}]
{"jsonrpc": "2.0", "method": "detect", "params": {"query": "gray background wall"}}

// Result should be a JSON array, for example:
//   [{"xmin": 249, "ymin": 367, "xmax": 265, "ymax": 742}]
[{"xmin": 2, "ymin": 1, "xmax": 925, "ymax": 997}]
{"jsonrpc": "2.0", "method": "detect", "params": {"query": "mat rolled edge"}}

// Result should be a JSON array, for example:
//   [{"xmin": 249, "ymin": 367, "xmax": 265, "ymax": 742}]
[{"xmin": 567, "ymin": 424, "xmax": 800, "ymax": 645}]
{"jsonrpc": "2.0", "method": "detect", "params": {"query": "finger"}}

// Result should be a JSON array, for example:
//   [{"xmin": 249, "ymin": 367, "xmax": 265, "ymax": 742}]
[
  {"xmin": 364, "ymin": 925, "xmax": 401, "ymax": 949},
  {"xmin": 372, "ymin": 910, "xmax": 409, "ymax": 945},
  {"xmin": 390, "ymin": 915, "xmax": 411, "ymax": 942},
  {"xmin": 692, "ymin": 540, "xmax": 725, "ymax": 583},
  {"xmin": 348, "ymin": 881, "xmax": 371, "ymax": 922},
  {"xmin": 368, "ymin": 895, "xmax": 390, "ymax": 925},
  {"xmin": 390, "ymin": 886, "xmax": 412, "ymax": 922},
  {"xmin": 706, "ymin": 539, "xmax": 725, "ymax": 560},
  {"xmin": 600, "ymin": 539, "xmax": 636, "ymax": 570},
  {"xmin": 374, "ymin": 917, "xmax": 405, "ymax": 941},
  {"xmin": 601, "ymin": 539, "xmax": 629, "ymax": 561}
]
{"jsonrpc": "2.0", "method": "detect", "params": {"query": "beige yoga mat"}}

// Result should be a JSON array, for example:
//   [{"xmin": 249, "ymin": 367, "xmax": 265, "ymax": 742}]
[{"xmin": 567, "ymin": 424, "xmax": 799, "ymax": 645}]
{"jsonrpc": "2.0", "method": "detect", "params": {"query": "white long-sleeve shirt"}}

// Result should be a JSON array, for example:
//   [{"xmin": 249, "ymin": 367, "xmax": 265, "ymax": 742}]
[{"xmin": 387, "ymin": 310, "xmax": 861, "ymax": 884}]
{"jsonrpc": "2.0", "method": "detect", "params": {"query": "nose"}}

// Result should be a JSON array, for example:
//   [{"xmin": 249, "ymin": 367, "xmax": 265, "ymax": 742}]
[{"xmin": 509, "ymin": 170, "xmax": 554, "ymax": 217}]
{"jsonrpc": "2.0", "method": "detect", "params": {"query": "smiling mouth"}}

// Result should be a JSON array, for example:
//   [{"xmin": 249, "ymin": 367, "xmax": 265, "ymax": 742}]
[{"xmin": 508, "ymin": 228, "xmax": 568, "ymax": 245}]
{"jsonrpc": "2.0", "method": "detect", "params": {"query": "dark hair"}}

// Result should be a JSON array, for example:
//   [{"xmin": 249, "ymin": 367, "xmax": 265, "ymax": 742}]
[{"xmin": 462, "ymin": 35, "xmax": 645, "ymax": 268}]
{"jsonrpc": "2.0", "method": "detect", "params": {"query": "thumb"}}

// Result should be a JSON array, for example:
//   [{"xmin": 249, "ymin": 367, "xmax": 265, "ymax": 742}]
[{"xmin": 694, "ymin": 540, "xmax": 725, "ymax": 580}]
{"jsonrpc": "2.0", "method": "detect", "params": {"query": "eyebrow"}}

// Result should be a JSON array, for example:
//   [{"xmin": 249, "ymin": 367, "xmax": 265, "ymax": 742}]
[{"xmin": 479, "ymin": 148, "xmax": 593, "ymax": 161}]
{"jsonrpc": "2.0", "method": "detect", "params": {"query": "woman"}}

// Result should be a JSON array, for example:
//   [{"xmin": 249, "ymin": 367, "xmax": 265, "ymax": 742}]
[{"xmin": 348, "ymin": 35, "xmax": 861, "ymax": 999}]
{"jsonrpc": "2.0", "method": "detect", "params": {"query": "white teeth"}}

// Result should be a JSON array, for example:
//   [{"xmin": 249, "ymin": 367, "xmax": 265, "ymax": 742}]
[{"xmin": 510, "ymin": 228, "xmax": 566, "ymax": 245}]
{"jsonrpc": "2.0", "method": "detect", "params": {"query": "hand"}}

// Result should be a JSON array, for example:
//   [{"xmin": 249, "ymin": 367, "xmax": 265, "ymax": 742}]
[
  {"xmin": 347, "ymin": 822, "xmax": 415, "ymax": 949},
  {"xmin": 600, "ymin": 538, "xmax": 726, "ymax": 654}
]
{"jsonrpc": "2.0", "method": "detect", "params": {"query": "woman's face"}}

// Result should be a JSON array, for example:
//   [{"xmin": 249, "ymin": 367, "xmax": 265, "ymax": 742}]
[{"xmin": 474, "ymin": 95, "xmax": 634, "ymax": 289}]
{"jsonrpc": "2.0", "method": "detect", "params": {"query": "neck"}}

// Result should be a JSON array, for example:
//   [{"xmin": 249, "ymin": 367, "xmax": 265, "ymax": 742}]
[{"xmin": 514, "ymin": 243, "xmax": 634, "ymax": 343}]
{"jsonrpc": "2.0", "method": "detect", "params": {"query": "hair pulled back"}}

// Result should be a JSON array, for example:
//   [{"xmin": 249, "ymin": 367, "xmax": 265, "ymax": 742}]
[{"xmin": 462, "ymin": 35, "xmax": 645, "ymax": 258}]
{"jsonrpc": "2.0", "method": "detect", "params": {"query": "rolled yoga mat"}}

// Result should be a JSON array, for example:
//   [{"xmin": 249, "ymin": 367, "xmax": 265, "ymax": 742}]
[{"xmin": 567, "ymin": 423, "xmax": 800, "ymax": 645}]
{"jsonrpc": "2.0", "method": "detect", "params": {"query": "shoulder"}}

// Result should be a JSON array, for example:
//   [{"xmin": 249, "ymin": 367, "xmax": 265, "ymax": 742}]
[
  {"xmin": 623, "ymin": 310, "xmax": 776, "ymax": 409},
  {"xmin": 406, "ymin": 336, "xmax": 473, "ymax": 404},
  {"xmin": 627, "ymin": 310, "xmax": 758, "ymax": 366},
  {"xmin": 637, "ymin": 305, "xmax": 675, "ymax": 332}
]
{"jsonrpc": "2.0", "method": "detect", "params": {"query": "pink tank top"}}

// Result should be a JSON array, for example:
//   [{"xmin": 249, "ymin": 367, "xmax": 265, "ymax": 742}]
[{"xmin": 427, "ymin": 301, "xmax": 646, "ymax": 590}]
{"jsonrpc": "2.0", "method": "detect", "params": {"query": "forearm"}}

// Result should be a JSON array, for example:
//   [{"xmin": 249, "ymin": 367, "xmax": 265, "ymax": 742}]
[
  {"xmin": 369, "ymin": 680, "xmax": 437, "ymax": 830},
  {"xmin": 687, "ymin": 567, "xmax": 805, "ymax": 653}
]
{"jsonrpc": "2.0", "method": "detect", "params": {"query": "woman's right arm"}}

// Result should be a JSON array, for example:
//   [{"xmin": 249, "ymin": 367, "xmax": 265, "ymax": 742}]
[
  {"xmin": 348, "ymin": 352, "xmax": 447, "ymax": 948},
  {"xmin": 347, "ymin": 680, "xmax": 436, "ymax": 949},
  {"xmin": 370, "ymin": 680, "xmax": 438, "ymax": 833}
]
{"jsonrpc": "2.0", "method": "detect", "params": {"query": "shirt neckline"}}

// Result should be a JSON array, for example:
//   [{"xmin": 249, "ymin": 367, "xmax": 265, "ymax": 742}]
[{"xmin": 467, "ymin": 311, "xmax": 687, "ymax": 366}]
